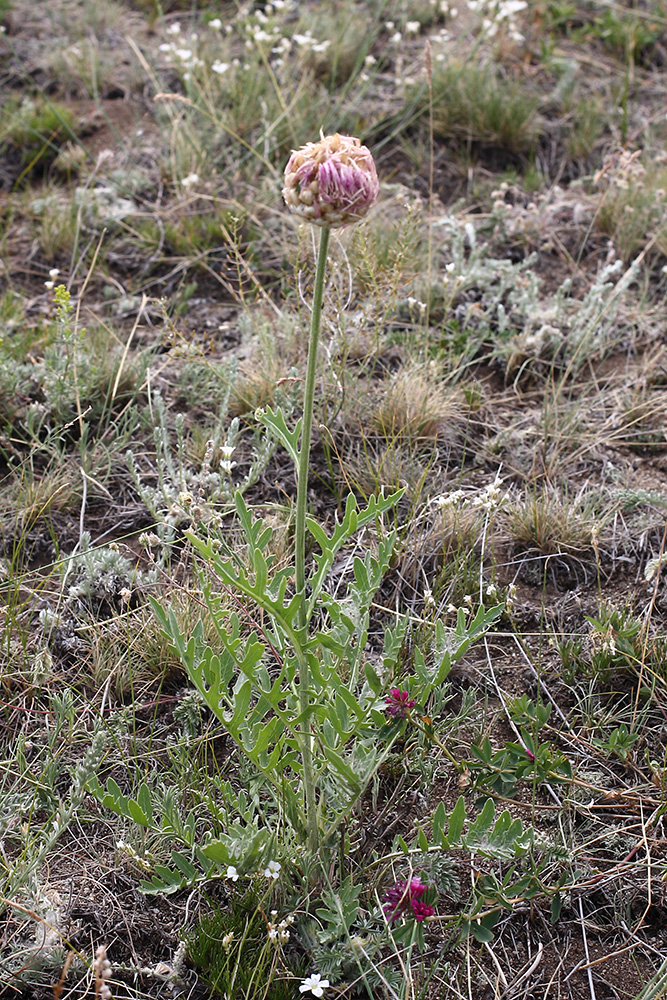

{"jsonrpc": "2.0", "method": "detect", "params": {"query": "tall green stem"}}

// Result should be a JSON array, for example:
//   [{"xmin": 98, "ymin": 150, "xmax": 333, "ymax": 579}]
[{"xmin": 295, "ymin": 224, "xmax": 330, "ymax": 852}]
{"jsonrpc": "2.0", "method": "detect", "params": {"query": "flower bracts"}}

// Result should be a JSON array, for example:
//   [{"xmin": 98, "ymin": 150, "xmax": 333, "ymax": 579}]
[{"xmin": 283, "ymin": 133, "xmax": 379, "ymax": 228}]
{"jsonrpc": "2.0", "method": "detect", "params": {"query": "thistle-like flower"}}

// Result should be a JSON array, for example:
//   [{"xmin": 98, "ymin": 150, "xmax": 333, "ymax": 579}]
[{"xmin": 283, "ymin": 133, "xmax": 379, "ymax": 228}]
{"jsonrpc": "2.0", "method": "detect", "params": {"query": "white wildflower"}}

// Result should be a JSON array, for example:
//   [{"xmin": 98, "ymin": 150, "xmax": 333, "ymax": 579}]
[
  {"xmin": 300, "ymin": 974, "xmax": 330, "ymax": 997},
  {"xmin": 212, "ymin": 60, "xmax": 230, "ymax": 74},
  {"xmin": 264, "ymin": 860, "xmax": 281, "ymax": 878},
  {"xmin": 226, "ymin": 865, "xmax": 239, "ymax": 881},
  {"xmin": 181, "ymin": 173, "xmax": 199, "ymax": 188},
  {"xmin": 505, "ymin": 583, "xmax": 517, "ymax": 612}
]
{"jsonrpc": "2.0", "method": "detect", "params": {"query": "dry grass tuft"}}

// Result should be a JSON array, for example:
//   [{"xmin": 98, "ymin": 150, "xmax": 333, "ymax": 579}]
[{"xmin": 369, "ymin": 364, "xmax": 472, "ymax": 447}]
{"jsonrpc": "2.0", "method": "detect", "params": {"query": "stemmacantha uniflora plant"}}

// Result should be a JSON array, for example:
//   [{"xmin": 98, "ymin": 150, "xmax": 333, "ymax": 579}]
[{"xmin": 89, "ymin": 133, "xmax": 545, "ymax": 956}]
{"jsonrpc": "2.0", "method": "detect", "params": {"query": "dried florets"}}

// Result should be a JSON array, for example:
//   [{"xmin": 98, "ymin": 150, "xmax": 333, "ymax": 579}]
[{"xmin": 283, "ymin": 133, "xmax": 379, "ymax": 228}]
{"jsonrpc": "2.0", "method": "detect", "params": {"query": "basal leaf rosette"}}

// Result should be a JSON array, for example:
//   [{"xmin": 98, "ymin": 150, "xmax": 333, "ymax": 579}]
[{"xmin": 283, "ymin": 133, "xmax": 379, "ymax": 229}]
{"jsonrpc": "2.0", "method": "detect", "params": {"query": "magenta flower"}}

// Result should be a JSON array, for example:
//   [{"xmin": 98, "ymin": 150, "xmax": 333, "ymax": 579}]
[
  {"xmin": 384, "ymin": 689, "xmax": 416, "ymax": 719},
  {"xmin": 283, "ymin": 133, "xmax": 379, "ymax": 229},
  {"xmin": 382, "ymin": 878, "xmax": 435, "ymax": 923},
  {"xmin": 410, "ymin": 899, "xmax": 434, "ymax": 922}
]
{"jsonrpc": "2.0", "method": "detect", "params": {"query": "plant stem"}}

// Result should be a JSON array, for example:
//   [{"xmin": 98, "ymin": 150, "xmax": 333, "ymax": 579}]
[{"xmin": 295, "ymin": 223, "xmax": 330, "ymax": 852}]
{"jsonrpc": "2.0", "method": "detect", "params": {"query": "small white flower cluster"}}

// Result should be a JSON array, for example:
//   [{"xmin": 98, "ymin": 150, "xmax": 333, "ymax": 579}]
[
  {"xmin": 432, "ymin": 477, "xmax": 508, "ymax": 515},
  {"xmin": 432, "ymin": 489, "xmax": 467, "ymax": 509},
  {"xmin": 117, "ymin": 839, "xmax": 152, "ymax": 871},
  {"xmin": 442, "ymin": 259, "xmax": 463, "ymax": 290},
  {"xmin": 44, "ymin": 267, "xmax": 60, "ymax": 290},
  {"xmin": 225, "ymin": 859, "xmax": 281, "ymax": 882},
  {"xmin": 160, "ymin": 17, "xmax": 237, "ymax": 80},
  {"xmin": 472, "ymin": 474, "xmax": 507, "ymax": 512},
  {"xmin": 159, "ymin": 22, "xmax": 205, "ymax": 76},
  {"xmin": 293, "ymin": 30, "xmax": 331, "ymax": 53},
  {"xmin": 267, "ymin": 909, "xmax": 294, "ymax": 944},
  {"xmin": 406, "ymin": 296, "xmax": 427, "ymax": 314},
  {"xmin": 467, "ymin": 0, "xmax": 527, "ymax": 43},
  {"xmin": 445, "ymin": 594, "xmax": 474, "ymax": 615},
  {"xmin": 385, "ymin": 20, "xmax": 403, "ymax": 45},
  {"xmin": 238, "ymin": 2, "xmax": 288, "ymax": 57},
  {"xmin": 359, "ymin": 52, "xmax": 377, "ymax": 82}
]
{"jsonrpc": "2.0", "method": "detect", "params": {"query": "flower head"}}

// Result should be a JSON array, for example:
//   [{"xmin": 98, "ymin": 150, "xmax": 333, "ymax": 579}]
[
  {"xmin": 384, "ymin": 688, "xmax": 416, "ymax": 720},
  {"xmin": 300, "ymin": 973, "xmax": 330, "ymax": 997},
  {"xmin": 410, "ymin": 899, "xmax": 435, "ymax": 922},
  {"xmin": 263, "ymin": 860, "xmax": 281, "ymax": 879},
  {"xmin": 382, "ymin": 877, "xmax": 435, "ymax": 923},
  {"xmin": 283, "ymin": 133, "xmax": 379, "ymax": 229}
]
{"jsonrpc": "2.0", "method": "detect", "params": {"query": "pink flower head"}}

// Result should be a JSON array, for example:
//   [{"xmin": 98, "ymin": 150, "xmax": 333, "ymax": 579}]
[
  {"xmin": 283, "ymin": 133, "xmax": 379, "ymax": 229},
  {"xmin": 382, "ymin": 877, "xmax": 435, "ymax": 924},
  {"xmin": 410, "ymin": 899, "xmax": 435, "ymax": 922},
  {"xmin": 385, "ymin": 689, "xmax": 416, "ymax": 719}
]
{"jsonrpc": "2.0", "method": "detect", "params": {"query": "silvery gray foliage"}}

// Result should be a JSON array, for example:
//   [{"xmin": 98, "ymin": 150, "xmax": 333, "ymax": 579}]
[
  {"xmin": 432, "ymin": 214, "xmax": 640, "ymax": 368},
  {"xmin": 126, "ymin": 390, "xmax": 275, "ymax": 563},
  {"xmin": 60, "ymin": 531, "xmax": 153, "ymax": 610},
  {"xmin": 0, "ymin": 726, "xmax": 108, "ymax": 977}
]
